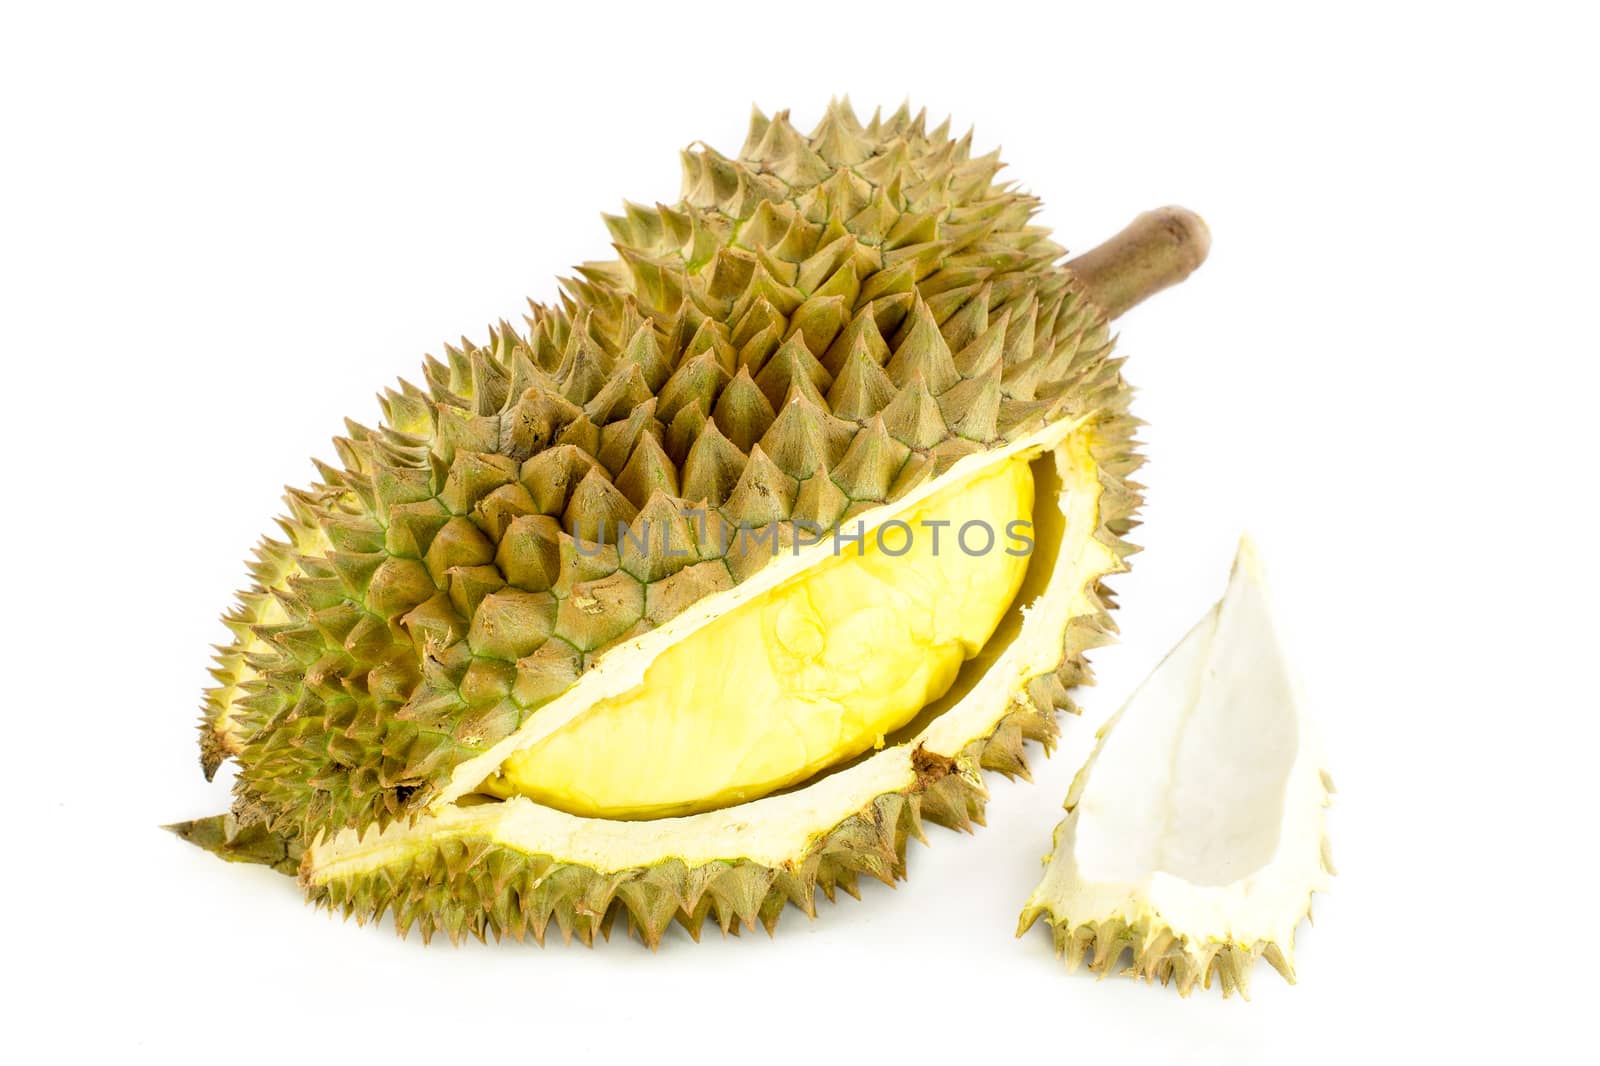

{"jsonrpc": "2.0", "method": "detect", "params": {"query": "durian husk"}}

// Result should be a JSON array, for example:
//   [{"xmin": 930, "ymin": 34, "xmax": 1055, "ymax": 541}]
[
  {"xmin": 1017, "ymin": 539, "xmax": 1334, "ymax": 996},
  {"xmin": 172, "ymin": 100, "xmax": 1207, "ymax": 946}
]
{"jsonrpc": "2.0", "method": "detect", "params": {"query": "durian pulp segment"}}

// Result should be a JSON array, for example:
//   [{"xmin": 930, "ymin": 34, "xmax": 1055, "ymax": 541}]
[{"xmin": 479, "ymin": 457, "xmax": 1036, "ymax": 818}]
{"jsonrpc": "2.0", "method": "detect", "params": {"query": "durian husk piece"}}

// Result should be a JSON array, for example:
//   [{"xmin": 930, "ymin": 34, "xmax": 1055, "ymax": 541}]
[
  {"xmin": 1018, "ymin": 538, "xmax": 1334, "ymax": 996},
  {"xmin": 170, "ymin": 100, "xmax": 1209, "ymax": 946}
]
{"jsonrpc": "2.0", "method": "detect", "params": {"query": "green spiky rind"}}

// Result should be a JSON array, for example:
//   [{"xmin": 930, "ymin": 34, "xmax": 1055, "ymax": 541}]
[
  {"xmin": 164, "ymin": 813, "xmax": 303, "ymax": 876},
  {"xmin": 192, "ymin": 100, "xmax": 1138, "ymax": 889},
  {"xmin": 1016, "ymin": 911, "xmax": 1301, "ymax": 999},
  {"xmin": 197, "ymin": 401, "xmax": 1142, "ymax": 948}
]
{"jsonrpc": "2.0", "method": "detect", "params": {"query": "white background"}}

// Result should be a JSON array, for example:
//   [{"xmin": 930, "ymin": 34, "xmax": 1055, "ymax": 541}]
[{"xmin": 5, "ymin": 1, "xmax": 1595, "ymax": 1061}]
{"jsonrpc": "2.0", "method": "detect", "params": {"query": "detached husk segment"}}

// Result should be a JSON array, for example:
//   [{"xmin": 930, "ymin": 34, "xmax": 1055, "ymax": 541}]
[
  {"xmin": 1018, "ymin": 539, "xmax": 1334, "ymax": 996},
  {"xmin": 171, "ymin": 100, "xmax": 1208, "ymax": 946}
]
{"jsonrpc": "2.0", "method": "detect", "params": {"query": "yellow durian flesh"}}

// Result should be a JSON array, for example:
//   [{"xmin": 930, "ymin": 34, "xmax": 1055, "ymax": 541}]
[{"xmin": 483, "ymin": 456, "xmax": 1036, "ymax": 818}]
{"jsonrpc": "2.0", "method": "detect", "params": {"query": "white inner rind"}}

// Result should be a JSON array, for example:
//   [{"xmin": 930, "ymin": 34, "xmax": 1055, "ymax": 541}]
[
  {"xmin": 308, "ymin": 422, "xmax": 1118, "ymax": 881},
  {"xmin": 1024, "ymin": 538, "xmax": 1332, "ymax": 960}
]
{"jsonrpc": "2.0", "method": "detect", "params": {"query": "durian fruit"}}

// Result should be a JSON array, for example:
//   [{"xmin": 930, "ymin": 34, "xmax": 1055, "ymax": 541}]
[
  {"xmin": 1018, "ymin": 537, "xmax": 1334, "ymax": 996},
  {"xmin": 171, "ymin": 100, "xmax": 1210, "ymax": 946}
]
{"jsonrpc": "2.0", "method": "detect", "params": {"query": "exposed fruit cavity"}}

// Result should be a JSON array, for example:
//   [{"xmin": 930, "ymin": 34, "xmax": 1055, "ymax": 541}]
[{"xmin": 480, "ymin": 456, "xmax": 1035, "ymax": 817}]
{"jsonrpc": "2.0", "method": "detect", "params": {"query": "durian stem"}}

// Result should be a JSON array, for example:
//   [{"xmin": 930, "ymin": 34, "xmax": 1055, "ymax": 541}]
[{"xmin": 1068, "ymin": 206, "xmax": 1211, "ymax": 320}]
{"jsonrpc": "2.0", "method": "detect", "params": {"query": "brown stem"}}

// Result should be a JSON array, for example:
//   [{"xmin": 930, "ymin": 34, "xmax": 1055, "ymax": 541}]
[{"xmin": 1067, "ymin": 206, "xmax": 1211, "ymax": 320}]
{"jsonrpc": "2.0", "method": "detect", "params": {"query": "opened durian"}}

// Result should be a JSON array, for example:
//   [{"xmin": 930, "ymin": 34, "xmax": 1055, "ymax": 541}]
[
  {"xmin": 170, "ymin": 100, "xmax": 1209, "ymax": 946},
  {"xmin": 1018, "ymin": 537, "xmax": 1334, "ymax": 996}
]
